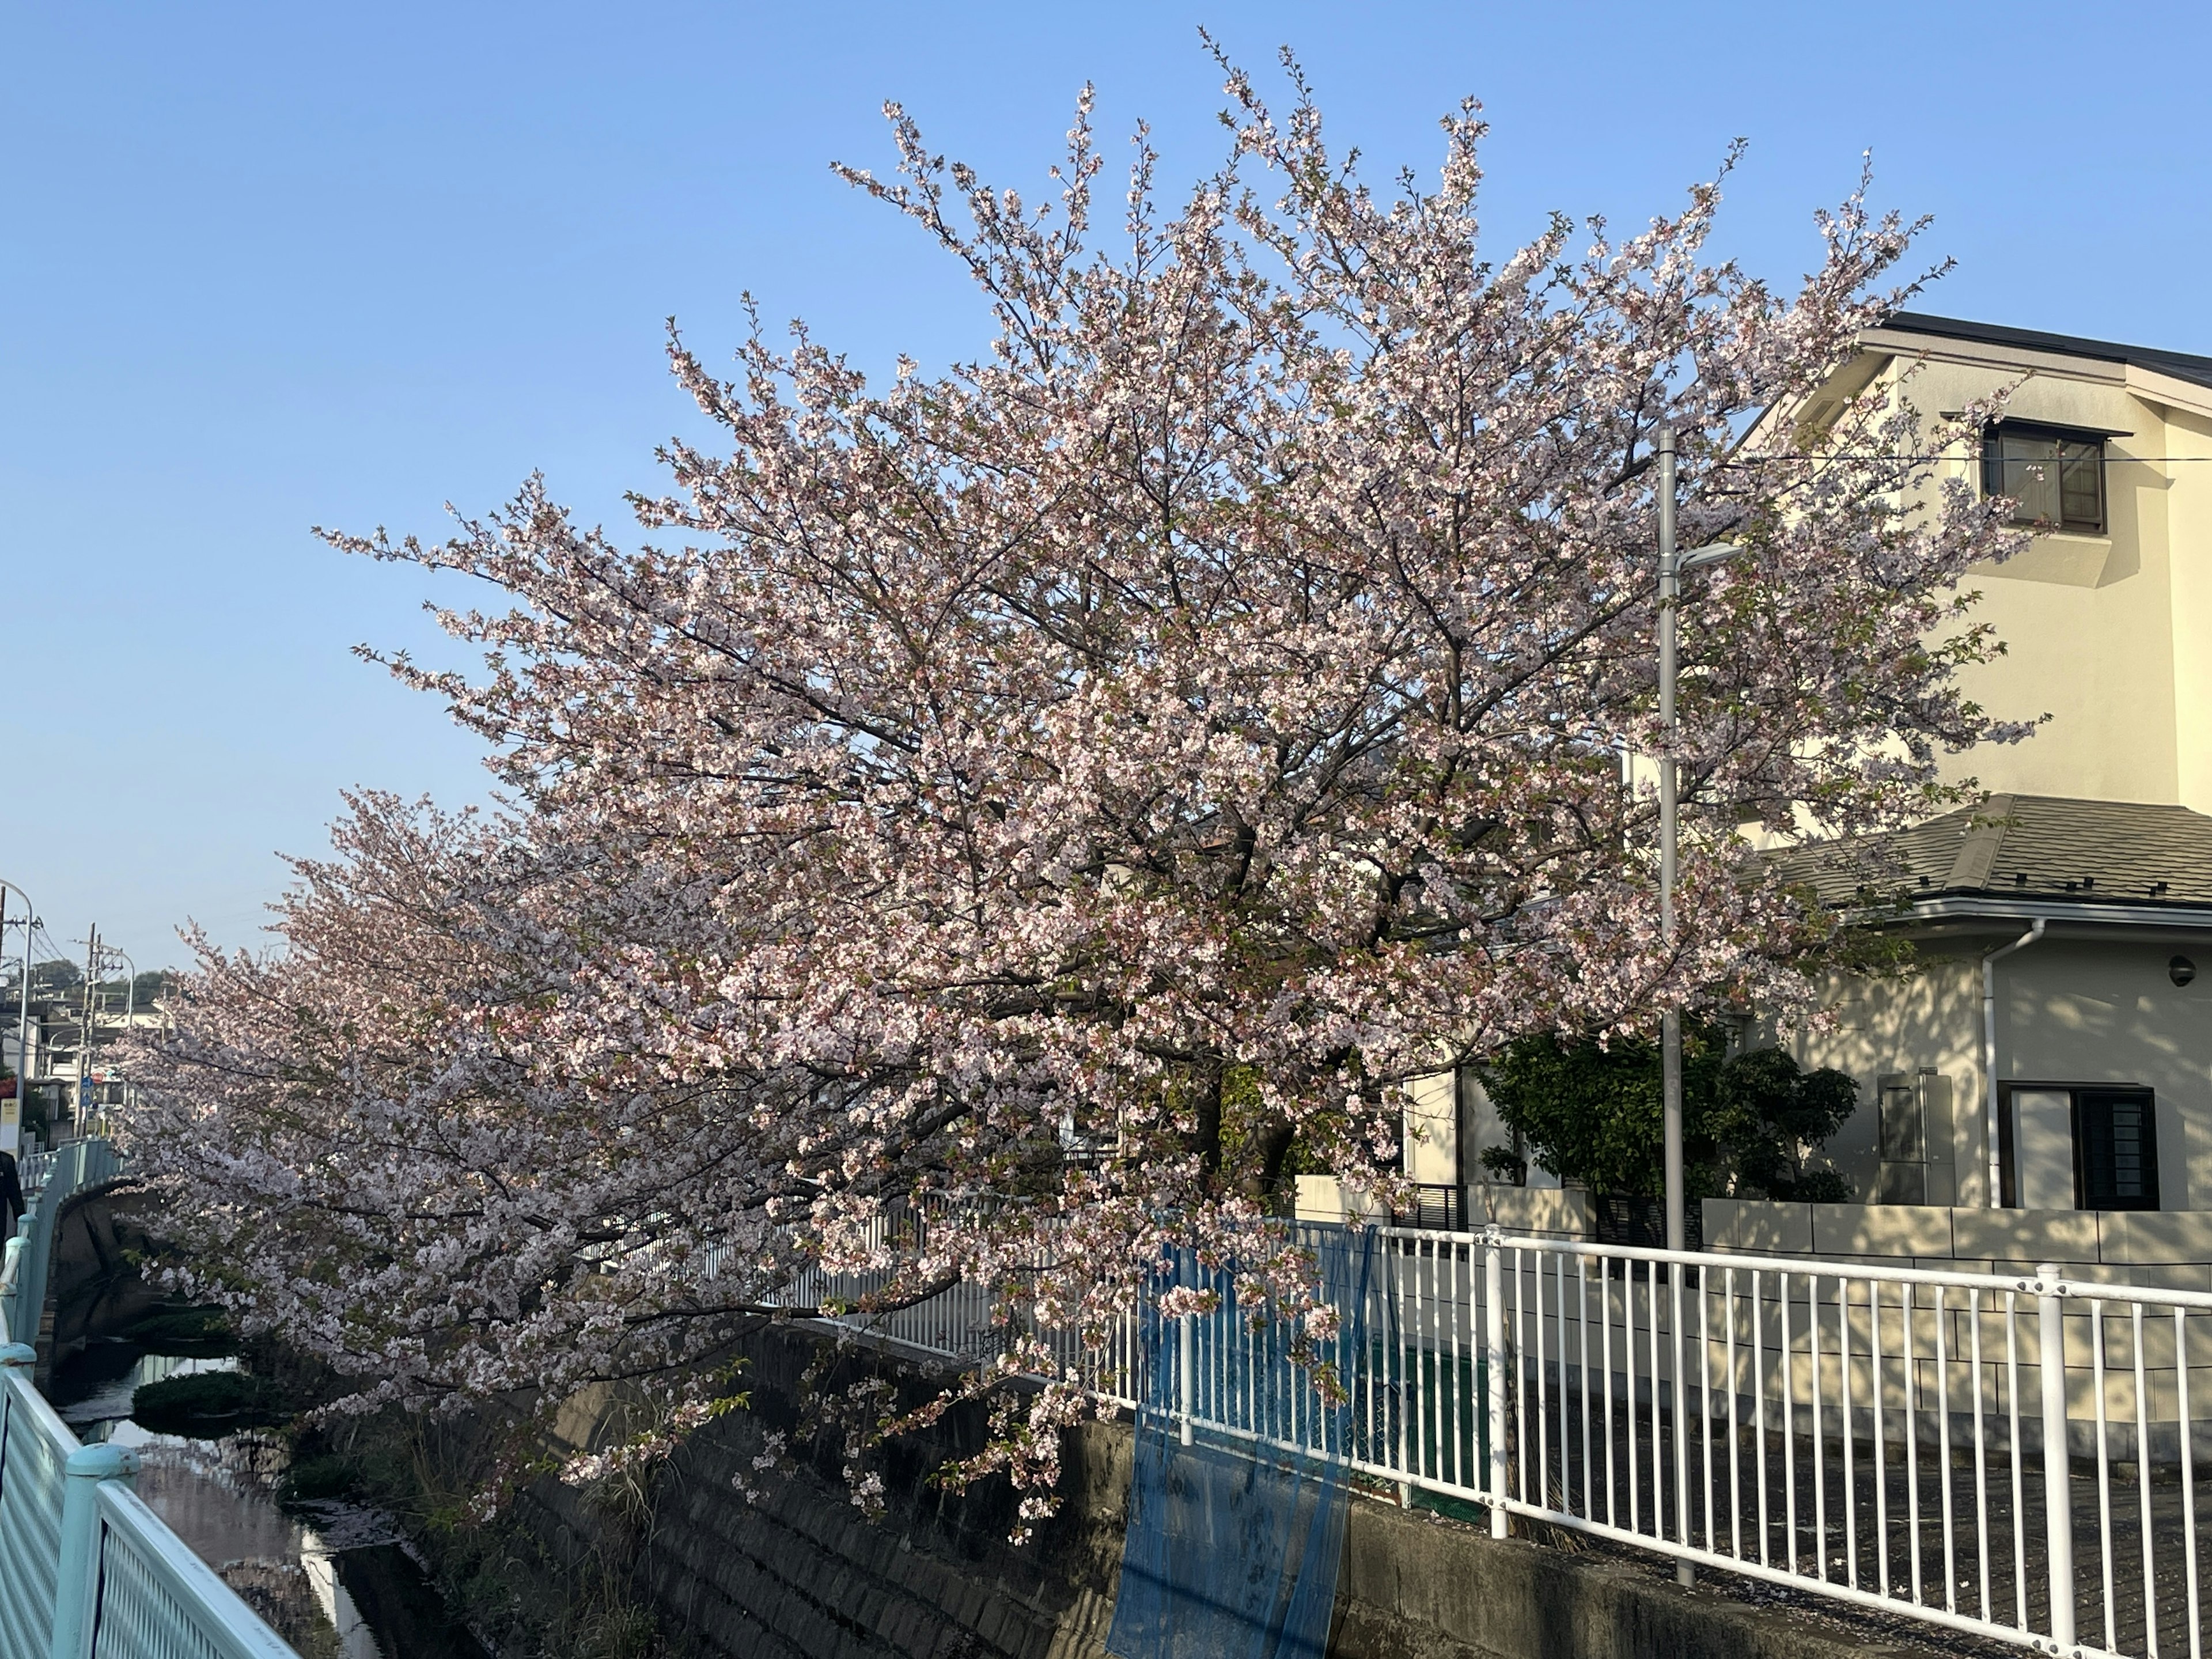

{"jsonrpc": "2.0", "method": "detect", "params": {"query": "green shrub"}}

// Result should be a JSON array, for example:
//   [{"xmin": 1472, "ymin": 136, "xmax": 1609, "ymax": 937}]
[
  {"xmin": 124, "ymin": 1306, "xmax": 238, "ymax": 1357},
  {"xmin": 1480, "ymin": 1028, "xmax": 1858, "ymax": 1201},
  {"xmin": 131, "ymin": 1370, "xmax": 288, "ymax": 1437}
]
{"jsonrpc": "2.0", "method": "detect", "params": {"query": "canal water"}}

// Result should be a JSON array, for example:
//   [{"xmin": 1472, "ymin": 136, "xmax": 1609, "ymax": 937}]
[{"xmin": 51, "ymin": 1339, "xmax": 488, "ymax": 1659}]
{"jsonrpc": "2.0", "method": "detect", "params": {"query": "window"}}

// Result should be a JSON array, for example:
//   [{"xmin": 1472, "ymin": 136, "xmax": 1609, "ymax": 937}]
[
  {"xmin": 1982, "ymin": 422, "xmax": 2106, "ymax": 535},
  {"xmin": 1998, "ymin": 1083, "xmax": 2162, "ymax": 1210},
  {"xmin": 2075, "ymin": 1088, "xmax": 2160, "ymax": 1211}
]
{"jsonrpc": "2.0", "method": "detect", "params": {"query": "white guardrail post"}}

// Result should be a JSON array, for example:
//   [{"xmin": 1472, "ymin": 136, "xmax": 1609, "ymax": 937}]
[
  {"xmin": 0, "ymin": 1233, "xmax": 21, "ymax": 1347},
  {"xmin": 1669, "ymin": 1252, "xmax": 1694, "ymax": 1588},
  {"xmin": 52, "ymin": 1443, "xmax": 138, "ymax": 1659},
  {"xmin": 1483, "ymin": 1229, "xmax": 1508, "ymax": 1540},
  {"xmin": 2035, "ymin": 1264, "xmax": 2075, "ymax": 1653},
  {"xmin": 1177, "ymin": 1311, "xmax": 1194, "ymax": 1448}
]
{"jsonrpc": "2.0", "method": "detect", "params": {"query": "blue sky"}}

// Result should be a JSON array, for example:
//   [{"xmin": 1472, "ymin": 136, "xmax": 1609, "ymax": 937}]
[{"xmin": 5, "ymin": 1, "xmax": 2209, "ymax": 970}]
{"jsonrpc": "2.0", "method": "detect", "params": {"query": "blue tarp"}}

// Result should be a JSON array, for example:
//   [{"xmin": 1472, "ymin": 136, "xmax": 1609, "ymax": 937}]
[{"xmin": 1106, "ymin": 1228, "xmax": 1374, "ymax": 1659}]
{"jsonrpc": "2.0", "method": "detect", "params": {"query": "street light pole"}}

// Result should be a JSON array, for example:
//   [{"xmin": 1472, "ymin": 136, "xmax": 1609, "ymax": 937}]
[
  {"xmin": 1656, "ymin": 426, "xmax": 1697, "ymax": 1592},
  {"xmin": 1654, "ymin": 434, "xmax": 1751, "ymax": 1257},
  {"xmin": 1657, "ymin": 427, "xmax": 1686, "ymax": 1257}
]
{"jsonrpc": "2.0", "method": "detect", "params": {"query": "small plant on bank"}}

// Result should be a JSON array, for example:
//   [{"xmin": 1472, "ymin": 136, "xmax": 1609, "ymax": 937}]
[
  {"xmin": 124, "ymin": 1305, "xmax": 240, "ymax": 1358},
  {"xmin": 277, "ymin": 1453, "xmax": 365, "ymax": 1506}
]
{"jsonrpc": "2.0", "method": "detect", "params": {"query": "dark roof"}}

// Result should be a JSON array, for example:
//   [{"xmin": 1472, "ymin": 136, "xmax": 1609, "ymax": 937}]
[
  {"xmin": 1777, "ymin": 794, "xmax": 2212, "ymax": 915},
  {"xmin": 1880, "ymin": 312, "xmax": 2212, "ymax": 395}
]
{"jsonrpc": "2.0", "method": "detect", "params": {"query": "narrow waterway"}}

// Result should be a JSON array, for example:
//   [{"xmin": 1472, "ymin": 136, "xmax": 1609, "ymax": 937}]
[{"xmin": 52, "ymin": 1339, "xmax": 488, "ymax": 1659}]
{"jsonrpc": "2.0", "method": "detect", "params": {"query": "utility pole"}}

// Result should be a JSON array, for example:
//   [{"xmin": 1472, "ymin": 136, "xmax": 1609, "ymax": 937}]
[
  {"xmin": 1657, "ymin": 429, "xmax": 1685, "ymax": 1257},
  {"xmin": 17, "ymin": 940, "xmax": 28, "ymax": 1146},
  {"xmin": 1656, "ymin": 427, "xmax": 1695, "ymax": 1592},
  {"xmin": 0, "ymin": 888, "xmax": 7, "ymax": 1149},
  {"xmin": 1653, "ymin": 435, "xmax": 1759, "ymax": 1594},
  {"xmin": 0, "ymin": 881, "xmax": 37, "ymax": 1157},
  {"xmin": 81, "ymin": 926, "xmax": 98, "ymax": 1140},
  {"xmin": 106, "ymin": 946, "xmax": 136, "ymax": 1125}
]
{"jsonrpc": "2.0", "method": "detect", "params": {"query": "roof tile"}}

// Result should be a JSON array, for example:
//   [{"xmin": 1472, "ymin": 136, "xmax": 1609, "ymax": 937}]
[{"xmin": 1776, "ymin": 796, "xmax": 2212, "ymax": 912}]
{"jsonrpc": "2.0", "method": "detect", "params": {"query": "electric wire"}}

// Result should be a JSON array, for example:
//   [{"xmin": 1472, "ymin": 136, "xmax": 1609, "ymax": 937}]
[{"xmin": 1715, "ymin": 453, "xmax": 2212, "ymax": 465}]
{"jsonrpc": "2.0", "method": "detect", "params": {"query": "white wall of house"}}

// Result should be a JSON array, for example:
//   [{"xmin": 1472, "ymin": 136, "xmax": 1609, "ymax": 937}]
[
  {"xmin": 1794, "ymin": 931, "xmax": 2212, "ymax": 1211},
  {"xmin": 1401, "ymin": 1068, "xmax": 1563, "ymax": 1192},
  {"xmin": 1402, "ymin": 1070, "xmax": 1458, "ymax": 1187}
]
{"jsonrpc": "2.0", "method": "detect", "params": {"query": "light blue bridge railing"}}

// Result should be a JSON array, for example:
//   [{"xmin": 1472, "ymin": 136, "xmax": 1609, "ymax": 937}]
[{"xmin": 0, "ymin": 1139, "xmax": 298, "ymax": 1659}]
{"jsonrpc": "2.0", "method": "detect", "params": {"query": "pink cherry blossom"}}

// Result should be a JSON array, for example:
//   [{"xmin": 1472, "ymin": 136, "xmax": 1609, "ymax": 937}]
[{"xmin": 121, "ymin": 54, "xmax": 2025, "ymax": 1519}]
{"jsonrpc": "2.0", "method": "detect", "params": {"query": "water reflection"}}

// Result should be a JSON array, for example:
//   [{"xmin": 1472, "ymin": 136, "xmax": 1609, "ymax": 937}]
[
  {"xmin": 60, "ymin": 1351, "xmax": 238, "ymax": 1433},
  {"xmin": 59, "ymin": 1346, "xmax": 483, "ymax": 1658}
]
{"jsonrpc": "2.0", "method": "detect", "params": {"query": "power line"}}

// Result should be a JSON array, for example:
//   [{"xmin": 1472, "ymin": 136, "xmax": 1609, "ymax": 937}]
[{"xmin": 1716, "ymin": 453, "xmax": 2212, "ymax": 465}]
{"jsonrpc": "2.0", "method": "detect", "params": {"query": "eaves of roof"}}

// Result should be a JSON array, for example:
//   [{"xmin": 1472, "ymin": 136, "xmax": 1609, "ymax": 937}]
[
  {"xmin": 1876, "ymin": 312, "xmax": 2212, "ymax": 394},
  {"xmin": 1772, "ymin": 794, "xmax": 2212, "ymax": 930},
  {"xmin": 1879, "ymin": 896, "xmax": 2212, "ymax": 934}
]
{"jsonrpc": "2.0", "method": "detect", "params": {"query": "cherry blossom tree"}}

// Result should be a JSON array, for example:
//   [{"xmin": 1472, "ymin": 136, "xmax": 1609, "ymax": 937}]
[{"xmin": 123, "ymin": 54, "xmax": 2025, "ymax": 1516}]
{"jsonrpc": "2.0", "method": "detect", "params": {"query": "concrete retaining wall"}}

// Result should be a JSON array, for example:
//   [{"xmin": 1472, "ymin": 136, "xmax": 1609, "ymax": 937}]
[
  {"xmin": 1703, "ymin": 1198, "xmax": 2212, "ymax": 1286},
  {"xmin": 507, "ymin": 1321, "xmax": 1948, "ymax": 1659}
]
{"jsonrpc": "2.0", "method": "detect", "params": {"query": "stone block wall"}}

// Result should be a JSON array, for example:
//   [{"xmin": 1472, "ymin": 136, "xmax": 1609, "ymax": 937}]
[
  {"xmin": 633, "ymin": 1397, "xmax": 1125, "ymax": 1659},
  {"xmin": 517, "ymin": 1323, "xmax": 1127, "ymax": 1659},
  {"xmin": 496, "ymin": 1320, "xmax": 1948, "ymax": 1659}
]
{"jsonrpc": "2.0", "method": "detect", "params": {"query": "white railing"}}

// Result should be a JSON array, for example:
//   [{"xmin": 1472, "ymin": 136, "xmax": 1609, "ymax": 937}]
[
  {"xmin": 1464, "ymin": 1232, "xmax": 2198, "ymax": 1657},
  {"xmin": 770, "ymin": 1194, "xmax": 1145, "ymax": 1403},
  {"xmin": 83, "ymin": 1471, "xmax": 299, "ymax": 1659},
  {"xmin": 807, "ymin": 1219, "xmax": 2212, "ymax": 1659}
]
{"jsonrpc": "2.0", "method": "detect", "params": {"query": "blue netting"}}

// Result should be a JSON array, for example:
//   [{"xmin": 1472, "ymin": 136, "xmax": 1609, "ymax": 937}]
[{"xmin": 1106, "ymin": 1227, "xmax": 1374, "ymax": 1659}]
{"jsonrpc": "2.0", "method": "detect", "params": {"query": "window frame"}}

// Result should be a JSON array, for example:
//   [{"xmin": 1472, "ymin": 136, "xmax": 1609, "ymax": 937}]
[
  {"xmin": 1980, "ymin": 419, "xmax": 2109, "ymax": 537},
  {"xmin": 1997, "ymin": 1081, "xmax": 2161, "ymax": 1211},
  {"xmin": 2072, "ymin": 1086, "xmax": 2161, "ymax": 1212}
]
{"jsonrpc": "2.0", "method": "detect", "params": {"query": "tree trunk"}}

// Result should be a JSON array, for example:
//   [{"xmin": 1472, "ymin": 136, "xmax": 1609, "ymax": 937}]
[
  {"xmin": 1188, "ymin": 1059, "xmax": 1224, "ymax": 1180},
  {"xmin": 1239, "ymin": 1113, "xmax": 1297, "ymax": 1209}
]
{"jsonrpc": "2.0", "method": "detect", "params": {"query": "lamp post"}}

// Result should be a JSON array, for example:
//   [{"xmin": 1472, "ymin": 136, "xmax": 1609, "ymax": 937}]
[
  {"xmin": 1654, "ymin": 429, "xmax": 1751, "ymax": 1593},
  {"xmin": 1658, "ymin": 430, "xmax": 1684, "ymax": 1256},
  {"xmin": 1654, "ymin": 427, "xmax": 1747, "ymax": 1257}
]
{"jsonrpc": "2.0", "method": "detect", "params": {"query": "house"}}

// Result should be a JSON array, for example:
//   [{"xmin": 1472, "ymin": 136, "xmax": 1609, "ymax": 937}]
[
  {"xmin": 1777, "ymin": 314, "xmax": 2212, "ymax": 1220},
  {"xmin": 1331, "ymin": 314, "xmax": 2212, "ymax": 1236},
  {"xmin": 1776, "ymin": 793, "xmax": 2212, "ymax": 1213}
]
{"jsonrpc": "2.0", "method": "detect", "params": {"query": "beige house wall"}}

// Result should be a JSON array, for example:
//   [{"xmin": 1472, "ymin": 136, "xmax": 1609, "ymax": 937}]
[
  {"xmin": 1787, "ymin": 952, "xmax": 1984, "ymax": 1204},
  {"xmin": 1851, "ymin": 331, "xmax": 2212, "ymax": 812},
  {"xmin": 2167, "ymin": 403, "xmax": 2212, "ymax": 810},
  {"xmin": 1402, "ymin": 1070, "xmax": 1458, "ymax": 1187},
  {"xmin": 1791, "ymin": 933, "xmax": 2212, "ymax": 1213}
]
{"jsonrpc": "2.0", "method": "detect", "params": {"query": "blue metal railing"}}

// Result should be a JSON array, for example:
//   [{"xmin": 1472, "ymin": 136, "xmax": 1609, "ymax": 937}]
[
  {"xmin": 0, "ymin": 1139, "xmax": 300, "ymax": 1659},
  {"xmin": 7, "ymin": 1142, "xmax": 120, "ymax": 1347}
]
